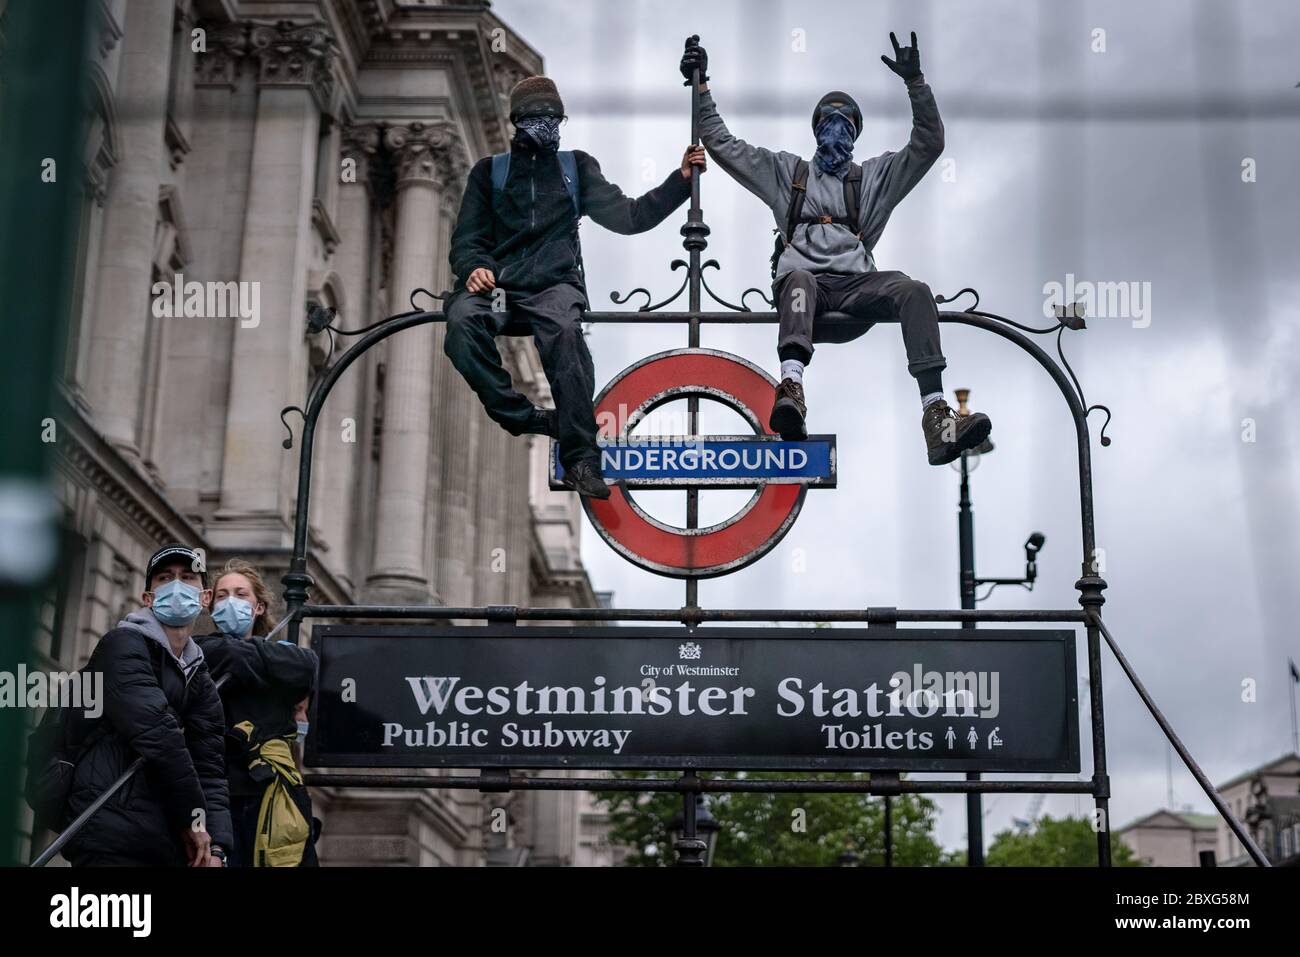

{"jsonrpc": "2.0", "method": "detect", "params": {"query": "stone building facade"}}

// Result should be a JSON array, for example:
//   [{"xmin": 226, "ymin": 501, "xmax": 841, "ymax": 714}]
[{"xmin": 22, "ymin": 0, "xmax": 618, "ymax": 866}]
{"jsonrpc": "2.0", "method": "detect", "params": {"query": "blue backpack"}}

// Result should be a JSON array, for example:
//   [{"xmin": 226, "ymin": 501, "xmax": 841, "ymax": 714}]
[{"xmin": 490, "ymin": 150, "xmax": 580, "ymax": 216}]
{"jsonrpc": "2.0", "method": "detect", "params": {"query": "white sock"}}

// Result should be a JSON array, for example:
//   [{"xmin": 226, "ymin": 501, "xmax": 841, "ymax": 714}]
[
  {"xmin": 780, "ymin": 359, "xmax": 805, "ymax": 385},
  {"xmin": 921, "ymin": 391, "xmax": 945, "ymax": 409}
]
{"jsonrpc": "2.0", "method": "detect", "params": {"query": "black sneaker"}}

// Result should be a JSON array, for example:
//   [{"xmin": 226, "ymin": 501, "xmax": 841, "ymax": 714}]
[
  {"xmin": 769, "ymin": 379, "xmax": 808, "ymax": 440},
  {"xmin": 562, "ymin": 459, "xmax": 612, "ymax": 499},
  {"xmin": 510, "ymin": 407, "xmax": 559, "ymax": 438},
  {"xmin": 922, "ymin": 400, "xmax": 992, "ymax": 466}
]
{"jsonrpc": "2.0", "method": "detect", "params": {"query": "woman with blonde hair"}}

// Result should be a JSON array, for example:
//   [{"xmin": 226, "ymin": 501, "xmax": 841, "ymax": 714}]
[{"xmin": 197, "ymin": 558, "xmax": 320, "ymax": 866}]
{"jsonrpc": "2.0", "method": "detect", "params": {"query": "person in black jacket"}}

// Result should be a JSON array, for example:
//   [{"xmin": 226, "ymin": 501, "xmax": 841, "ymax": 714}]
[
  {"xmin": 196, "ymin": 558, "xmax": 319, "ymax": 866},
  {"xmin": 444, "ymin": 74, "xmax": 706, "ymax": 498},
  {"xmin": 61, "ymin": 543, "xmax": 232, "ymax": 867}
]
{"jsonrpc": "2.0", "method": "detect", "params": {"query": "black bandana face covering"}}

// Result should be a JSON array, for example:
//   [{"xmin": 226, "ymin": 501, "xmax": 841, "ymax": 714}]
[
  {"xmin": 814, "ymin": 112, "xmax": 855, "ymax": 177},
  {"xmin": 513, "ymin": 115, "xmax": 562, "ymax": 152}
]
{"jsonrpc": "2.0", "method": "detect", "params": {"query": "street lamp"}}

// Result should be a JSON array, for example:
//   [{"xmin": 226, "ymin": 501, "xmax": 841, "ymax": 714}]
[
  {"xmin": 669, "ymin": 792, "xmax": 721, "ymax": 866},
  {"xmin": 952, "ymin": 388, "xmax": 1046, "ymax": 867}
]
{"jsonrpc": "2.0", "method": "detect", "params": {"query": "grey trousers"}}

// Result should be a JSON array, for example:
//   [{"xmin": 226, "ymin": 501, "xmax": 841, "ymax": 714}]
[
  {"xmin": 774, "ymin": 269, "xmax": 947, "ymax": 377},
  {"xmin": 443, "ymin": 283, "xmax": 599, "ymax": 468}
]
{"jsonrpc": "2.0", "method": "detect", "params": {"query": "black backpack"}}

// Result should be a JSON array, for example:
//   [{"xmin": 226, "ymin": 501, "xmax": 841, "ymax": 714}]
[
  {"xmin": 770, "ymin": 158, "xmax": 864, "ymax": 278},
  {"xmin": 24, "ymin": 637, "xmax": 180, "ymax": 826},
  {"xmin": 24, "ymin": 691, "xmax": 98, "ymax": 826}
]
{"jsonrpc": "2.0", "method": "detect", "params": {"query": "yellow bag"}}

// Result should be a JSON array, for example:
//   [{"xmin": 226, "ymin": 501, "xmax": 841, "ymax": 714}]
[{"xmin": 236, "ymin": 723, "xmax": 311, "ymax": 868}]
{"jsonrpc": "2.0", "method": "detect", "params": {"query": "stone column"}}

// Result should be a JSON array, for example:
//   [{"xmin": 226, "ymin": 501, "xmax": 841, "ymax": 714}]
[
  {"xmin": 366, "ymin": 122, "xmax": 461, "ymax": 603},
  {"xmin": 212, "ymin": 21, "xmax": 335, "ymax": 547},
  {"xmin": 160, "ymin": 22, "xmax": 250, "ymax": 504},
  {"xmin": 473, "ymin": 424, "xmax": 510, "ymax": 605},
  {"xmin": 166, "ymin": 2, "xmax": 197, "ymax": 185},
  {"xmin": 505, "ymin": 431, "xmax": 533, "ymax": 605},
  {"xmin": 311, "ymin": 124, "xmax": 378, "ymax": 592},
  {"xmin": 435, "ymin": 185, "xmax": 481, "ymax": 607},
  {"xmin": 84, "ymin": 0, "xmax": 176, "ymax": 453}
]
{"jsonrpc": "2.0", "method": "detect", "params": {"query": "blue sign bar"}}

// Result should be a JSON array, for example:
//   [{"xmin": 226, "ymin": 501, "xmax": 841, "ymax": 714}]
[{"xmin": 550, "ymin": 435, "xmax": 837, "ymax": 489}]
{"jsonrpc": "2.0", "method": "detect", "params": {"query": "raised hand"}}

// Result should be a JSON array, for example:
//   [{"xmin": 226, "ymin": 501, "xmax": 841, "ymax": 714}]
[
  {"xmin": 680, "ymin": 35, "xmax": 709, "ymax": 86},
  {"xmin": 881, "ymin": 31, "xmax": 922, "ymax": 82}
]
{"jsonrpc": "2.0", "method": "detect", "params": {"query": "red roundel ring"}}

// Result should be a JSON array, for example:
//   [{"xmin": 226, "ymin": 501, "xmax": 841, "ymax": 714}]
[{"xmin": 583, "ymin": 349, "xmax": 805, "ymax": 579}]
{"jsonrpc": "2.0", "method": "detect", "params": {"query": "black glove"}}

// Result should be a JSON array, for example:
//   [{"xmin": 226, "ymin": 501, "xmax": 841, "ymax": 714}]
[
  {"xmin": 880, "ymin": 31, "xmax": 922, "ymax": 82},
  {"xmin": 680, "ymin": 35, "xmax": 709, "ymax": 86}
]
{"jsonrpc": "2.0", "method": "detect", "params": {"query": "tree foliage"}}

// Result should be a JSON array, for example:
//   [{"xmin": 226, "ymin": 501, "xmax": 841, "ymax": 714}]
[
  {"xmin": 985, "ymin": 815, "xmax": 1142, "ymax": 867},
  {"xmin": 596, "ymin": 772, "xmax": 949, "ymax": 867}
]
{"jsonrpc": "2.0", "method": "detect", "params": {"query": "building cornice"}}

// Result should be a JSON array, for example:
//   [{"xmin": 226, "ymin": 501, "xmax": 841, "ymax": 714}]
[{"xmin": 52, "ymin": 389, "xmax": 206, "ymax": 549}]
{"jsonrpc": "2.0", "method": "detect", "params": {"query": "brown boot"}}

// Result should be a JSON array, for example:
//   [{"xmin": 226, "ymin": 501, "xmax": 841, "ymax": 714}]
[
  {"xmin": 769, "ymin": 379, "xmax": 807, "ymax": 440},
  {"xmin": 922, "ymin": 399, "xmax": 991, "ymax": 466}
]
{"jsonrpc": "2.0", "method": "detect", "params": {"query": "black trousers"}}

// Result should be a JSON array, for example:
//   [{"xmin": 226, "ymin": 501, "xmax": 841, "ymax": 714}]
[
  {"xmin": 444, "ymin": 283, "xmax": 599, "ymax": 468},
  {"xmin": 774, "ymin": 269, "xmax": 947, "ymax": 378}
]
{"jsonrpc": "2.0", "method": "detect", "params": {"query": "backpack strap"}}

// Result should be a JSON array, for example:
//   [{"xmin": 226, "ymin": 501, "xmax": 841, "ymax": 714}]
[
  {"xmin": 490, "ymin": 152, "xmax": 510, "ymax": 194},
  {"xmin": 842, "ymin": 163, "xmax": 863, "ymax": 240},
  {"xmin": 557, "ymin": 150, "xmax": 580, "ymax": 217},
  {"xmin": 785, "ymin": 158, "xmax": 810, "ymax": 242}
]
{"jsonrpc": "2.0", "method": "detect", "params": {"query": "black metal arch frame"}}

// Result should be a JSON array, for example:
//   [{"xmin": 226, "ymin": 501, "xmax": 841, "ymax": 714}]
[{"xmin": 281, "ymin": 77, "xmax": 1268, "ymax": 868}]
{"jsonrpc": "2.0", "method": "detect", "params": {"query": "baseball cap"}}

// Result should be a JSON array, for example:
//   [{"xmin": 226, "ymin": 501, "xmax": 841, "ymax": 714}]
[{"xmin": 144, "ymin": 543, "xmax": 207, "ymax": 589}]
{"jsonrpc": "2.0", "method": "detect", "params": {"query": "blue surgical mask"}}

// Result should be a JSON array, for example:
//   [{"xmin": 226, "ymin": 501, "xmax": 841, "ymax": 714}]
[
  {"xmin": 151, "ymin": 579, "xmax": 203, "ymax": 627},
  {"xmin": 296, "ymin": 721, "xmax": 310, "ymax": 741},
  {"xmin": 212, "ymin": 596, "xmax": 255, "ymax": 638}
]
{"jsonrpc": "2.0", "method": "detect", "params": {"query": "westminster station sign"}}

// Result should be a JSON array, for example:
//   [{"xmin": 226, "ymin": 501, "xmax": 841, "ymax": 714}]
[{"xmin": 309, "ymin": 626, "xmax": 1080, "ymax": 774}]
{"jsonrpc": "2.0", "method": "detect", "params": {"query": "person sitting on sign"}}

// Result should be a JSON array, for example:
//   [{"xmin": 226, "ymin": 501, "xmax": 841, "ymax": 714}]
[
  {"xmin": 679, "ymin": 34, "xmax": 993, "ymax": 465},
  {"xmin": 445, "ymin": 75, "xmax": 707, "ymax": 498}
]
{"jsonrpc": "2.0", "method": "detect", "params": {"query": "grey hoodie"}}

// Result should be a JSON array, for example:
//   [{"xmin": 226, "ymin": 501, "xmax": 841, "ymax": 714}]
[
  {"xmin": 118, "ymin": 607, "xmax": 205, "ymax": 677},
  {"xmin": 697, "ymin": 74, "xmax": 944, "ymax": 280}
]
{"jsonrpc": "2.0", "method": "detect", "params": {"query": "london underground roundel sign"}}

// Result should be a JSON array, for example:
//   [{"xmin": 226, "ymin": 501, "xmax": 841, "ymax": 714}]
[{"xmin": 550, "ymin": 349, "xmax": 837, "ymax": 578}]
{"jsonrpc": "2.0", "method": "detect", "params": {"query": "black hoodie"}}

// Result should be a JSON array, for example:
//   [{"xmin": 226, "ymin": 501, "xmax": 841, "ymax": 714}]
[{"xmin": 450, "ymin": 141, "xmax": 691, "ymax": 295}]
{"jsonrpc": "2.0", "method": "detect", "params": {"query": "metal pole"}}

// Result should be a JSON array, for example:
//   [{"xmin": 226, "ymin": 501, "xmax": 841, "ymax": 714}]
[
  {"xmin": 673, "ymin": 771, "xmax": 707, "ymax": 866},
  {"xmin": 296, "ymin": 603, "xmax": 1088, "ymax": 623},
  {"xmin": 305, "ymin": 772, "xmax": 1095, "ymax": 794},
  {"xmin": 883, "ymin": 795, "xmax": 893, "ymax": 867},
  {"xmin": 1290, "ymin": 662, "xmax": 1299, "ymax": 756},
  {"xmin": 682, "ymin": 65, "xmax": 708, "ymax": 613},
  {"xmin": 1080, "ymin": 580, "xmax": 1111, "ymax": 866},
  {"xmin": 959, "ymin": 454, "xmax": 977, "ymax": 619},
  {"xmin": 957, "ymin": 452, "xmax": 984, "ymax": 865}
]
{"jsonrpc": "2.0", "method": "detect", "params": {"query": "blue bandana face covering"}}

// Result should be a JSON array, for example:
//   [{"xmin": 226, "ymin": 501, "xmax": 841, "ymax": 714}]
[
  {"xmin": 513, "ymin": 115, "xmax": 561, "ymax": 152},
  {"xmin": 152, "ymin": 579, "xmax": 203, "ymax": 627},
  {"xmin": 813, "ymin": 112, "xmax": 856, "ymax": 177},
  {"xmin": 212, "ymin": 595, "xmax": 255, "ymax": 638}
]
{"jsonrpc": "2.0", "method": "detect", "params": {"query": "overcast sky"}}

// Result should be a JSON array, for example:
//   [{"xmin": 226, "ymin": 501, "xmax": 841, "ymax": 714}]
[{"xmin": 492, "ymin": 0, "xmax": 1300, "ymax": 853}]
